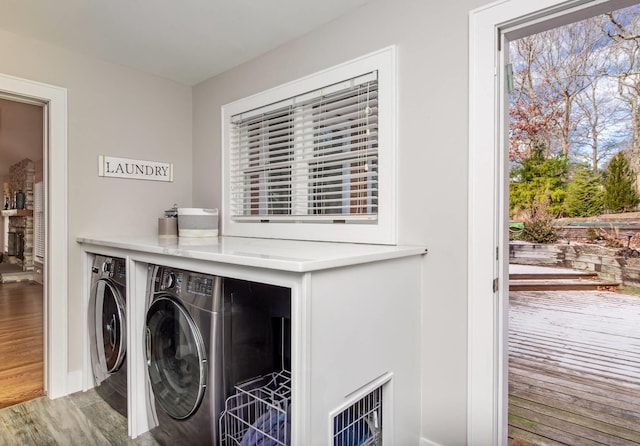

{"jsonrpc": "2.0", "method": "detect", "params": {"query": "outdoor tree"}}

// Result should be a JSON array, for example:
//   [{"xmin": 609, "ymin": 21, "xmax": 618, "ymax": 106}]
[
  {"xmin": 509, "ymin": 5, "xmax": 640, "ymax": 217},
  {"xmin": 574, "ymin": 73, "xmax": 625, "ymax": 171},
  {"xmin": 509, "ymin": 5, "xmax": 640, "ymax": 169},
  {"xmin": 509, "ymin": 36, "xmax": 562, "ymax": 162},
  {"xmin": 606, "ymin": 9, "xmax": 640, "ymax": 150},
  {"xmin": 534, "ymin": 17, "xmax": 606, "ymax": 157},
  {"xmin": 509, "ymin": 97, "xmax": 562, "ymax": 162},
  {"xmin": 603, "ymin": 151, "xmax": 640, "ymax": 212},
  {"xmin": 564, "ymin": 164, "xmax": 604, "ymax": 217},
  {"xmin": 510, "ymin": 146, "xmax": 568, "ymax": 217}
]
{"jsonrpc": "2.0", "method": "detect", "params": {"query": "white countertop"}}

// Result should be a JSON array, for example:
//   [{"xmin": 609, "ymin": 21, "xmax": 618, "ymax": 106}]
[{"xmin": 77, "ymin": 235, "xmax": 427, "ymax": 272}]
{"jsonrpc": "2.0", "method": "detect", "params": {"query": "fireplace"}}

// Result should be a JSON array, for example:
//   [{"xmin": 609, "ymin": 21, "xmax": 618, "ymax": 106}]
[
  {"xmin": 17, "ymin": 232, "xmax": 24, "ymax": 261},
  {"xmin": 7, "ymin": 231, "xmax": 16, "ymax": 256},
  {"xmin": 7, "ymin": 231, "xmax": 25, "ymax": 261}
]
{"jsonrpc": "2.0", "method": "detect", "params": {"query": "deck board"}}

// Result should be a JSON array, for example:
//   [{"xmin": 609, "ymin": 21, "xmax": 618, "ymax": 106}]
[{"xmin": 509, "ymin": 288, "xmax": 640, "ymax": 445}]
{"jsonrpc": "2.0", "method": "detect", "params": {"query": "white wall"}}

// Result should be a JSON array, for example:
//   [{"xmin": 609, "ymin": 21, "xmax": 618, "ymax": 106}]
[
  {"xmin": 0, "ymin": 29, "xmax": 193, "ymax": 373},
  {"xmin": 193, "ymin": 0, "xmax": 493, "ymax": 443}
]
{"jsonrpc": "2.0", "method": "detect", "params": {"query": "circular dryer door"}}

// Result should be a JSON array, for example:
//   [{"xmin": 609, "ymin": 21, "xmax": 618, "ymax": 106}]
[
  {"xmin": 145, "ymin": 295, "xmax": 207, "ymax": 420},
  {"xmin": 92, "ymin": 279, "xmax": 127, "ymax": 374}
]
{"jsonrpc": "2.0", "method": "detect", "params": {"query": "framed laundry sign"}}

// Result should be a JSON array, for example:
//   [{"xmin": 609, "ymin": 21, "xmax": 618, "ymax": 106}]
[{"xmin": 98, "ymin": 155, "xmax": 173, "ymax": 182}]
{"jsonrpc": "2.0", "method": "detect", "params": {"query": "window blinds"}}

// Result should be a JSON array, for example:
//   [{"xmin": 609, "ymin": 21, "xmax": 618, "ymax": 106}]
[
  {"xmin": 229, "ymin": 71, "xmax": 379, "ymax": 222},
  {"xmin": 34, "ymin": 181, "xmax": 44, "ymax": 261}
]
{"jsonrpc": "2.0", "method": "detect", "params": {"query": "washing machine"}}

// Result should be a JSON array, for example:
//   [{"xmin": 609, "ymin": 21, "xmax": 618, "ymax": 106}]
[
  {"xmin": 144, "ymin": 265, "xmax": 224, "ymax": 445},
  {"xmin": 88, "ymin": 255, "xmax": 127, "ymax": 417}
]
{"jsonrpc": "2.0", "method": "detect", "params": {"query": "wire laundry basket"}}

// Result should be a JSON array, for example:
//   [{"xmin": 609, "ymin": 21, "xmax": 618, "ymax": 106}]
[
  {"xmin": 332, "ymin": 383, "xmax": 382, "ymax": 446},
  {"xmin": 219, "ymin": 370, "xmax": 291, "ymax": 446}
]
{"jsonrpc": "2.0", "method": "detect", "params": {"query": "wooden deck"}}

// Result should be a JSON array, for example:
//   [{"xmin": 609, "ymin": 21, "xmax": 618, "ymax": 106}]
[
  {"xmin": 509, "ymin": 264, "xmax": 620, "ymax": 291},
  {"xmin": 509, "ymin": 288, "xmax": 640, "ymax": 445}
]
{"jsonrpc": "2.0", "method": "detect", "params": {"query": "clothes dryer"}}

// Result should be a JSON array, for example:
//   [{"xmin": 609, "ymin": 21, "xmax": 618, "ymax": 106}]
[
  {"xmin": 144, "ymin": 265, "xmax": 224, "ymax": 445},
  {"xmin": 145, "ymin": 265, "xmax": 292, "ymax": 445},
  {"xmin": 88, "ymin": 255, "xmax": 127, "ymax": 417}
]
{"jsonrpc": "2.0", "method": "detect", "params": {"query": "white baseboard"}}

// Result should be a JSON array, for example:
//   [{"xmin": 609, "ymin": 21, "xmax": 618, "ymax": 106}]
[
  {"xmin": 421, "ymin": 437, "xmax": 445, "ymax": 446},
  {"xmin": 66, "ymin": 369, "xmax": 83, "ymax": 395}
]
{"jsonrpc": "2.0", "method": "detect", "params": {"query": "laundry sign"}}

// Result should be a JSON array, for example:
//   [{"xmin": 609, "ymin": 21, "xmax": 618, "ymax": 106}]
[{"xmin": 98, "ymin": 155, "xmax": 173, "ymax": 182}]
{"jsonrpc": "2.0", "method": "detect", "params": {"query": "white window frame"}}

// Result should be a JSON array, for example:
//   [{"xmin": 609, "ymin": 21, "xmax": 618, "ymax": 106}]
[{"xmin": 222, "ymin": 46, "xmax": 397, "ymax": 245}]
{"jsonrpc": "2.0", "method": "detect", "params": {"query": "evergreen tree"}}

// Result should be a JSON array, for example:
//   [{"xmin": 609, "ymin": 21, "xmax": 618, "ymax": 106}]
[
  {"xmin": 603, "ymin": 151, "xmax": 640, "ymax": 213},
  {"xmin": 564, "ymin": 164, "xmax": 603, "ymax": 217},
  {"xmin": 510, "ymin": 145, "xmax": 568, "ymax": 217}
]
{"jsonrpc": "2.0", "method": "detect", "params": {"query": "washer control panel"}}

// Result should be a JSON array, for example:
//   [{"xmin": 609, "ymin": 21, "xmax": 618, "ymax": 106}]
[
  {"xmin": 159, "ymin": 269, "xmax": 182, "ymax": 292},
  {"xmin": 158, "ymin": 268, "xmax": 214, "ymax": 297},
  {"xmin": 93, "ymin": 256, "xmax": 126, "ymax": 285},
  {"xmin": 153, "ymin": 266, "xmax": 222, "ymax": 312},
  {"xmin": 187, "ymin": 274, "xmax": 214, "ymax": 296},
  {"xmin": 163, "ymin": 271, "xmax": 177, "ymax": 289}
]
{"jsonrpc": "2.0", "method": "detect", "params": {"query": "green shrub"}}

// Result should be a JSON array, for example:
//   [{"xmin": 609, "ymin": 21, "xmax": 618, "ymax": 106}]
[
  {"xmin": 521, "ymin": 192, "xmax": 558, "ymax": 244},
  {"xmin": 585, "ymin": 227, "xmax": 599, "ymax": 242},
  {"xmin": 522, "ymin": 219, "xmax": 558, "ymax": 243}
]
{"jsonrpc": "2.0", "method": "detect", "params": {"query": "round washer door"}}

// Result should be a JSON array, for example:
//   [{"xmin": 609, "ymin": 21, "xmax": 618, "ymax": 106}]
[
  {"xmin": 91, "ymin": 279, "xmax": 127, "ymax": 374},
  {"xmin": 145, "ymin": 295, "xmax": 207, "ymax": 420}
]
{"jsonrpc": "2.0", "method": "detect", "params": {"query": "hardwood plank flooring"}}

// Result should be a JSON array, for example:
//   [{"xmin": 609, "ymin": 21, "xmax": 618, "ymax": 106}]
[
  {"xmin": 509, "ymin": 289, "xmax": 640, "ymax": 445},
  {"xmin": 0, "ymin": 281, "xmax": 45, "ymax": 409},
  {"xmin": 0, "ymin": 282, "xmax": 163, "ymax": 444}
]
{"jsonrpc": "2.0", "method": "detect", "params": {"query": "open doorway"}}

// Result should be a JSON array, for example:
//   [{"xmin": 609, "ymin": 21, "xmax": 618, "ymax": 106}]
[
  {"xmin": 0, "ymin": 73, "xmax": 68, "ymax": 402},
  {"xmin": 469, "ymin": 0, "xmax": 640, "ymax": 445},
  {"xmin": 507, "ymin": 5, "xmax": 640, "ymax": 444},
  {"xmin": 0, "ymin": 97, "xmax": 46, "ymax": 407}
]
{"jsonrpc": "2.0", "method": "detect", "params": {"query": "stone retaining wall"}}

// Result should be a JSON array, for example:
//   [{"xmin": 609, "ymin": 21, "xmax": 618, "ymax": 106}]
[{"xmin": 509, "ymin": 242, "xmax": 640, "ymax": 288}]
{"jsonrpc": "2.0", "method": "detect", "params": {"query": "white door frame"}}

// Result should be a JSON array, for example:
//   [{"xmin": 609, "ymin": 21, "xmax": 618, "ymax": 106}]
[
  {"xmin": 0, "ymin": 73, "xmax": 68, "ymax": 399},
  {"xmin": 468, "ymin": 0, "xmax": 638, "ymax": 444}
]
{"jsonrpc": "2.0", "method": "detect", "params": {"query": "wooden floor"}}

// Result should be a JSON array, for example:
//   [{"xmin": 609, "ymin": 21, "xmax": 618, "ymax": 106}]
[
  {"xmin": 0, "ymin": 281, "xmax": 45, "ymax": 409},
  {"xmin": 0, "ymin": 282, "xmax": 164, "ymax": 445},
  {"xmin": 0, "ymin": 389, "xmax": 160, "ymax": 445},
  {"xmin": 509, "ymin": 289, "xmax": 640, "ymax": 445}
]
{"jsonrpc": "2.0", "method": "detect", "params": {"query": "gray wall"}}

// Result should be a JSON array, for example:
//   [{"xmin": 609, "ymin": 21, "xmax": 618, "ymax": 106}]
[
  {"xmin": 193, "ymin": 0, "xmax": 492, "ymax": 443},
  {"xmin": 0, "ymin": 28, "xmax": 193, "ymax": 373}
]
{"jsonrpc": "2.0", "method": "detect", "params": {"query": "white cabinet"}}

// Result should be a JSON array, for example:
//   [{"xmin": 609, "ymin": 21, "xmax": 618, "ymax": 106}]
[{"xmin": 78, "ymin": 236, "xmax": 425, "ymax": 445}]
